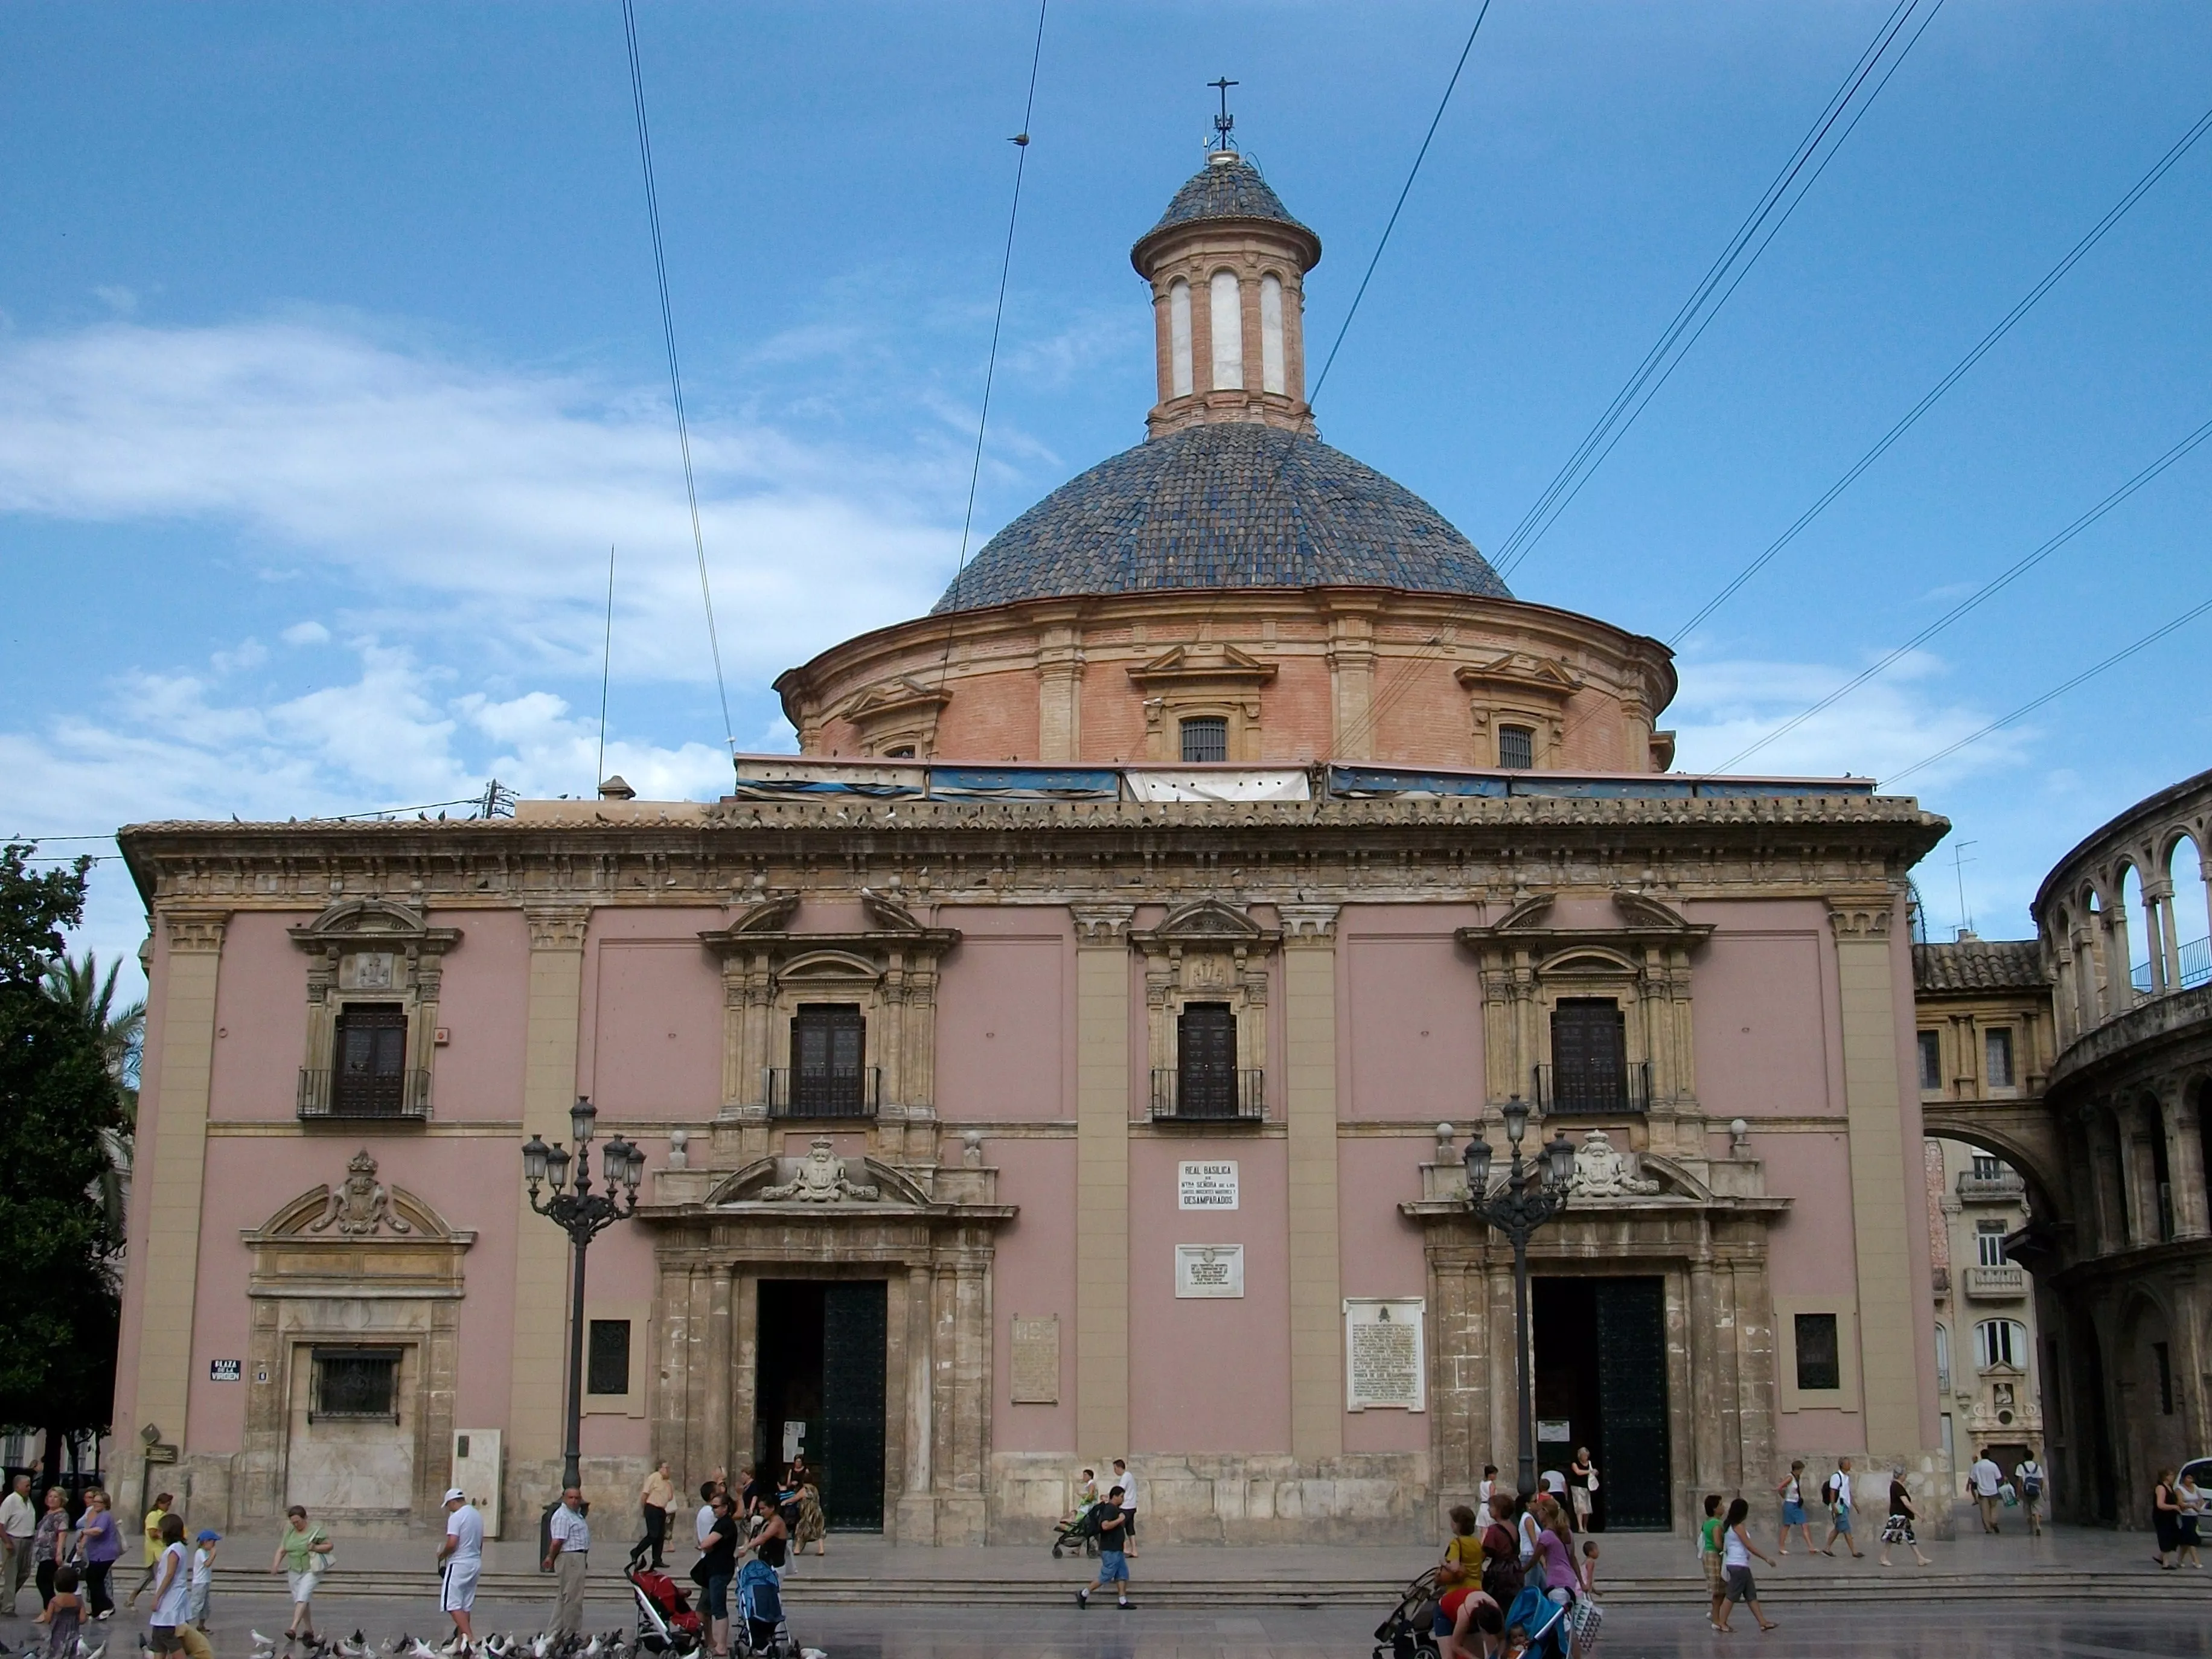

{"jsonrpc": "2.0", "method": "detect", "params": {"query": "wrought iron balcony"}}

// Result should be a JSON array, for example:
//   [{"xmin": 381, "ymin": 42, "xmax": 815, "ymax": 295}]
[
  {"xmin": 298, "ymin": 1067, "xmax": 431, "ymax": 1122},
  {"xmin": 764, "ymin": 1066, "xmax": 880, "ymax": 1119},
  {"xmin": 1150, "ymin": 1068, "xmax": 1265, "ymax": 1124},
  {"xmin": 1532, "ymin": 1060, "xmax": 1651, "ymax": 1117},
  {"xmin": 1964, "ymin": 1264, "xmax": 2027, "ymax": 1299},
  {"xmin": 1957, "ymin": 1171, "xmax": 2027, "ymax": 1202}
]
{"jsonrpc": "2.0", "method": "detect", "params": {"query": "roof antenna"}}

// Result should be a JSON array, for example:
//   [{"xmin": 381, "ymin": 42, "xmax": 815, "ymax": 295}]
[{"xmin": 1209, "ymin": 76, "xmax": 1238, "ymax": 153}]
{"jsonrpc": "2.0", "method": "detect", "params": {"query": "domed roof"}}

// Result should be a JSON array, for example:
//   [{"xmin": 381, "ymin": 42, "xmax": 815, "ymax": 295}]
[
  {"xmin": 1131, "ymin": 153, "xmax": 1320, "ymax": 272},
  {"xmin": 933, "ymin": 421, "xmax": 1510, "ymax": 613}
]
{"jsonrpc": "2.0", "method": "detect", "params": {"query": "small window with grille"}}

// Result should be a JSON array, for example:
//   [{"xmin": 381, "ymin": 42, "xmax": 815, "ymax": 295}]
[
  {"xmin": 1984, "ymin": 1027, "xmax": 2015, "ymax": 1088},
  {"xmin": 1917, "ymin": 1029, "xmax": 1942, "ymax": 1093},
  {"xmin": 587, "ymin": 1320, "xmax": 631, "ymax": 1396},
  {"xmin": 1175, "ymin": 1002, "xmax": 1238, "ymax": 1117},
  {"xmin": 312, "ymin": 1348, "xmax": 400, "ymax": 1422},
  {"xmin": 1497, "ymin": 725, "xmax": 1535, "ymax": 770},
  {"xmin": 791, "ymin": 1003, "xmax": 866, "ymax": 1116},
  {"xmin": 1180, "ymin": 716, "xmax": 1229, "ymax": 764},
  {"xmin": 1794, "ymin": 1314, "xmax": 1840, "ymax": 1392},
  {"xmin": 334, "ymin": 1003, "xmax": 408, "ymax": 1116}
]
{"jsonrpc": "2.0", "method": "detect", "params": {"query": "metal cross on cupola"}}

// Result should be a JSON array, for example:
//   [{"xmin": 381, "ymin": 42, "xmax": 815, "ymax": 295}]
[{"xmin": 1209, "ymin": 75, "xmax": 1238, "ymax": 151}]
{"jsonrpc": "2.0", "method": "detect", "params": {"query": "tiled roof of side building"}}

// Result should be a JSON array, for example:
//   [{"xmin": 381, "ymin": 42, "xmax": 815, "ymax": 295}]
[
  {"xmin": 1913, "ymin": 938, "xmax": 2049, "ymax": 993},
  {"xmin": 1139, "ymin": 154, "xmax": 1318, "ymax": 251},
  {"xmin": 933, "ymin": 422, "xmax": 1511, "ymax": 613}
]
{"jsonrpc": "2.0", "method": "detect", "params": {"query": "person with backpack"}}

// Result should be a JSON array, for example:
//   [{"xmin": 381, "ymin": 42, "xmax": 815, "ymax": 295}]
[
  {"xmin": 2014, "ymin": 1456, "xmax": 2047, "ymax": 1536},
  {"xmin": 1820, "ymin": 1458, "xmax": 1862, "ymax": 1558},
  {"xmin": 1075, "ymin": 1484, "xmax": 1131, "ymax": 1609},
  {"xmin": 1480, "ymin": 1492, "xmax": 1524, "ymax": 1606},
  {"xmin": 1776, "ymin": 1460, "xmax": 1815, "ymax": 1556}
]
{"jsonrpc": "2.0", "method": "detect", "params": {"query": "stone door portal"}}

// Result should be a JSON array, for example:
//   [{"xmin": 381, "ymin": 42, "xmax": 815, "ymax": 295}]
[
  {"xmin": 1534, "ymin": 1276, "xmax": 1672, "ymax": 1530},
  {"xmin": 755, "ymin": 1280, "xmax": 887, "ymax": 1530}
]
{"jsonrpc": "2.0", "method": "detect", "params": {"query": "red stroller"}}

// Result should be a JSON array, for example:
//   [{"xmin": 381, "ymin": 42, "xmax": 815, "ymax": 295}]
[{"xmin": 627, "ymin": 1563, "xmax": 706, "ymax": 1655}]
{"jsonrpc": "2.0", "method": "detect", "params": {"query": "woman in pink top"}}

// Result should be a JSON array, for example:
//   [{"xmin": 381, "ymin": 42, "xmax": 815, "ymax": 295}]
[{"xmin": 1529, "ymin": 1497, "xmax": 1577, "ymax": 1604}]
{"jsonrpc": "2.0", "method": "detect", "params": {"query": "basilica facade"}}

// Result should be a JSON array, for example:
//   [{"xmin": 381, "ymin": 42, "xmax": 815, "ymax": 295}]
[{"xmin": 114, "ymin": 144, "xmax": 1950, "ymax": 1543}]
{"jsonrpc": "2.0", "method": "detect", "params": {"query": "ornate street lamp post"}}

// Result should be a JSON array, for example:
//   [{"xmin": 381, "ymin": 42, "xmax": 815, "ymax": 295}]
[
  {"xmin": 522, "ymin": 1096, "xmax": 645, "ymax": 1488},
  {"xmin": 1462, "ymin": 1099, "xmax": 1578, "ymax": 1500}
]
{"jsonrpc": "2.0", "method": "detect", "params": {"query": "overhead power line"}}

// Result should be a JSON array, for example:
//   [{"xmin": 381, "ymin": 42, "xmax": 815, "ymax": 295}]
[
  {"xmin": 942, "ymin": 0, "xmax": 1050, "ymax": 613},
  {"xmin": 622, "ymin": 0, "xmax": 735, "ymax": 755},
  {"xmin": 1719, "ymin": 411, "xmax": 2212, "ymax": 770},
  {"xmin": 1884, "ymin": 595, "xmax": 2212, "ymax": 788},
  {"xmin": 1308, "ymin": 0, "xmax": 1492, "ymax": 404},
  {"xmin": 1490, "ymin": 0, "xmax": 1943, "ymax": 580},
  {"xmin": 1672, "ymin": 96, "xmax": 2212, "ymax": 645}
]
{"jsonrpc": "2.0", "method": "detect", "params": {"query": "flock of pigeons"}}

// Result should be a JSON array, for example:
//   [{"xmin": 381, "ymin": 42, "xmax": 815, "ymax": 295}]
[{"xmin": 249, "ymin": 1635, "xmax": 652, "ymax": 1659}]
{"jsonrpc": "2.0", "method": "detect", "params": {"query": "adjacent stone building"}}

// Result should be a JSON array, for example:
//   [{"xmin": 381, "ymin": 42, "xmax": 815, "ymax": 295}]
[{"xmin": 112, "ymin": 142, "xmax": 1954, "ymax": 1542}]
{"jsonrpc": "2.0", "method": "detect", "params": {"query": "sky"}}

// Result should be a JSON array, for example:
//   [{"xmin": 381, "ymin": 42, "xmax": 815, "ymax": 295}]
[{"xmin": 5, "ymin": 0, "xmax": 2210, "ymax": 990}]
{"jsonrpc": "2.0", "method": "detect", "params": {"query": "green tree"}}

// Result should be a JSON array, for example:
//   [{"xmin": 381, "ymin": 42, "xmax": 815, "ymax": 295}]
[
  {"xmin": 42, "ymin": 951, "xmax": 144, "ymax": 1236},
  {"xmin": 0, "ymin": 845, "xmax": 124, "ymax": 1474}
]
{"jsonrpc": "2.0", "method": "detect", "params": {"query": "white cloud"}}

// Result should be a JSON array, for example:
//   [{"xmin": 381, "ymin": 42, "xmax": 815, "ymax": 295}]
[
  {"xmin": 92, "ymin": 285, "xmax": 138, "ymax": 316},
  {"xmin": 0, "ymin": 316, "xmax": 966, "ymax": 684},
  {"xmin": 282, "ymin": 619, "xmax": 331, "ymax": 646},
  {"xmin": 1667, "ymin": 650, "xmax": 2033, "ymax": 787}
]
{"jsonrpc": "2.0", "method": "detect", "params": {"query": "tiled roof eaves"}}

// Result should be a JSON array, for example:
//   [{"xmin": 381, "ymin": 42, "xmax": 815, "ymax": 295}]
[{"xmin": 1912, "ymin": 940, "xmax": 2049, "ymax": 993}]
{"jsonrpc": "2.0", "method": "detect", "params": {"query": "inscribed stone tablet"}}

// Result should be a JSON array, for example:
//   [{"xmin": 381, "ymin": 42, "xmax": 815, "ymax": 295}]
[
  {"xmin": 1178, "ymin": 1161, "xmax": 1239, "ymax": 1209},
  {"xmin": 1011, "ymin": 1315, "xmax": 1060, "ymax": 1404},
  {"xmin": 1344, "ymin": 1297, "xmax": 1425, "ymax": 1410},
  {"xmin": 1174, "ymin": 1243, "xmax": 1245, "ymax": 1298}
]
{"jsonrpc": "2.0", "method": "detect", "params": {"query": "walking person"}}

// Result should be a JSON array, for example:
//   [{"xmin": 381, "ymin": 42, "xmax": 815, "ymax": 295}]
[
  {"xmin": 1480, "ymin": 1492, "xmax": 1524, "ymax": 1607},
  {"xmin": 1714, "ymin": 1497, "xmax": 1779, "ymax": 1633},
  {"xmin": 784, "ymin": 1453, "xmax": 825, "ymax": 1559},
  {"xmin": 1478, "ymin": 1465, "xmax": 1498, "ymax": 1515},
  {"xmin": 1, "ymin": 1473, "xmax": 36, "ymax": 1617},
  {"xmin": 1527, "ymin": 1496, "xmax": 1576, "ymax": 1605},
  {"xmin": 127, "ymin": 1493, "xmax": 173, "ymax": 1608},
  {"xmin": 695, "ymin": 1479, "xmax": 722, "ymax": 1553},
  {"xmin": 543, "ymin": 1485, "xmax": 590, "ymax": 1637},
  {"xmin": 29, "ymin": 1488, "xmax": 69, "ymax": 1618},
  {"xmin": 144, "ymin": 1514, "xmax": 188, "ymax": 1659},
  {"xmin": 2178, "ymin": 1469, "xmax": 2205, "ymax": 1568},
  {"xmin": 1568, "ymin": 1448, "xmax": 1599, "ymax": 1533},
  {"xmin": 1820, "ymin": 1459, "xmax": 1863, "ymax": 1558},
  {"xmin": 1775, "ymin": 1460, "xmax": 1815, "ymax": 1556},
  {"xmin": 1110, "ymin": 1460, "xmax": 1139, "ymax": 1558},
  {"xmin": 2153, "ymin": 1469, "xmax": 2184, "ymax": 1569},
  {"xmin": 186, "ymin": 1530, "xmax": 219, "ymax": 1636},
  {"xmin": 638, "ymin": 1462, "xmax": 674, "ymax": 1571},
  {"xmin": 1878, "ymin": 1468, "xmax": 1932, "ymax": 1568},
  {"xmin": 1437, "ymin": 1504, "xmax": 1483, "ymax": 1596},
  {"xmin": 697, "ymin": 1493, "xmax": 740, "ymax": 1659},
  {"xmin": 1075, "ymin": 1484, "xmax": 1131, "ymax": 1609},
  {"xmin": 71, "ymin": 1489, "xmax": 120, "ymax": 1621},
  {"xmin": 270, "ymin": 1503, "xmax": 331, "ymax": 1641},
  {"xmin": 2014, "ymin": 1454, "xmax": 2047, "ymax": 1537},
  {"xmin": 435, "ymin": 1489, "xmax": 483, "ymax": 1648},
  {"xmin": 1967, "ymin": 1450, "xmax": 2004, "ymax": 1534},
  {"xmin": 1699, "ymin": 1494, "xmax": 1727, "ymax": 1632}
]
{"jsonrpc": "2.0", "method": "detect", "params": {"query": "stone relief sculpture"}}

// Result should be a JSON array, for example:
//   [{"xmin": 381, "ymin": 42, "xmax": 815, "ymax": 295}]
[
  {"xmin": 1568, "ymin": 1130, "xmax": 1660, "ymax": 1197},
  {"xmin": 758, "ymin": 1137, "xmax": 880, "ymax": 1203},
  {"xmin": 307, "ymin": 1149, "xmax": 412, "ymax": 1235}
]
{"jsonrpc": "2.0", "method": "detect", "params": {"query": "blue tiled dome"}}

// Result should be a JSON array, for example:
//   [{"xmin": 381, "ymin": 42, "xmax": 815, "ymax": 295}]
[
  {"xmin": 1131, "ymin": 154, "xmax": 1322, "ymax": 270},
  {"xmin": 933, "ymin": 422, "xmax": 1510, "ymax": 613}
]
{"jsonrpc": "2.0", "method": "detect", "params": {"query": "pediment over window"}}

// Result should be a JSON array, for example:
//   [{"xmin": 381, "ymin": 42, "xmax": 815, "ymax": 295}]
[
  {"xmin": 1131, "ymin": 897, "xmax": 1282, "ymax": 951},
  {"xmin": 706, "ymin": 1147, "xmax": 938, "ymax": 1210},
  {"xmin": 287, "ymin": 898, "xmax": 461, "ymax": 953},
  {"xmin": 1612, "ymin": 890, "xmax": 1700, "ymax": 934},
  {"xmin": 1126, "ymin": 641, "xmax": 1278, "ymax": 692},
  {"xmin": 724, "ymin": 892, "xmax": 801, "ymax": 936},
  {"xmin": 1458, "ymin": 890, "xmax": 1714, "ymax": 953},
  {"xmin": 838, "ymin": 675, "xmax": 951, "ymax": 724},
  {"xmin": 249, "ymin": 1151, "xmax": 467, "ymax": 1241},
  {"xmin": 1454, "ymin": 652, "xmax": 1583, "ymax": 703}
]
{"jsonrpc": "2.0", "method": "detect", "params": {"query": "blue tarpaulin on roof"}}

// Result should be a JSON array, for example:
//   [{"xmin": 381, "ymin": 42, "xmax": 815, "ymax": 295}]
[
  {"xmin": 926, "ymin": 767, "xmax": 1122, "ymax": 799},
  {"xmin": 1325, "ymin": 766, "xmax": 1509, "ymax": 799}
]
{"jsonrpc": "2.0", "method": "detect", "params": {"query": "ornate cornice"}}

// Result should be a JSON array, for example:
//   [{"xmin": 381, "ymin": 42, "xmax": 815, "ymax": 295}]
[
  {"xmin": 1826, "ymin": 895, "xmax": 1897, "ymax": 940},
  {"xmin": 1069, "ymin": 904, "xmax": 1136, "ymax": 945},
  {"xmin": 1277, "ymin": 903, "xmax": 1340, "ymax": 943},
  {"xmin": 525, "ymin": 906, "xmax": 591, "ymax": 951}
]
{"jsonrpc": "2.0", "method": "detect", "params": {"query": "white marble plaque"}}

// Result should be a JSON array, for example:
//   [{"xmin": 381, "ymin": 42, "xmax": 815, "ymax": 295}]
[
  {"xmin": 1178, "ymin": 1161, "xmax": 1239, "ymax": 1210},
  {"xmin": 1011, "ymin": 1315, "xmax": 1060, "ymax": 1404},
  {"xmin": 1175, "ymin": 1243, "xmax": 1245, "ymax": 1298},
  {"xmin": 1344, "ymin": 1297, "xmax": 1425, "ymax": 1411}
]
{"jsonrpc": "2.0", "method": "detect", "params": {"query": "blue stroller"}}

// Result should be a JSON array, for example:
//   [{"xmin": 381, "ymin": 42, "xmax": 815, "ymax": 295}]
[
  {"xmin": 735, "ymin": 1559, "xmax": 791, "ymax": 1657},
  {"xmin": 1503, "ymin": 1586, "xmax": 1572, "ymax": 1659}
]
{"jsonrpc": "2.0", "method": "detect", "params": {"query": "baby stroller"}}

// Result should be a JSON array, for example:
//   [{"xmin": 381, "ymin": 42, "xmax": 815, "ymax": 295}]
[
  {"xmin": 735, "ymin": 1559, "xmax": 791, "ymax": 1658},
  {"xmin": 1371, "ymin": 1565, "xmax": 1443, "ymax": 1659},
  {"xmin": 626, "ymin": 1562, "xmax": 705, "ymax": 1656},
  {"xmin": 1050, "ymin": 1499, "xmax": 1107, "ymax": 1559},
  {"xmin": 1503, "ymin": 1585, "xmax": 1572, "ymax": 1659}
]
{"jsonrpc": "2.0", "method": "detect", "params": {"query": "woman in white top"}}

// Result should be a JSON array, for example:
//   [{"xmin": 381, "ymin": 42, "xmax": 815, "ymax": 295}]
[
  {"xmin": 2178, "ymin": 1471, "xmax": 2204, "ymax": 1568},
  {"xmin": 1714, "ymin": 1498, "xmax": 1777, "ymax": 1634}
]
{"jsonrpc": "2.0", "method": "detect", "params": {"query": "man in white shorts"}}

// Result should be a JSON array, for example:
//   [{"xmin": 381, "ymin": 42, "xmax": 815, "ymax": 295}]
[{"xmin": 435, "ymin": 1488, "xmax": 485, "ymax": 1646}]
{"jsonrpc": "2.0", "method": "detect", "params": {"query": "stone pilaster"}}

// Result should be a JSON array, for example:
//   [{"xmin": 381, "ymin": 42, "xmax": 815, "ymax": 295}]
[
  {"xmin": 1071, "ymin": 904, "xmax": 1134, "ymax": 1462},
  {"xmin": 507, "ymin": 906, "xmax": 590, "ymax": 1518},
  {"xmin": 1280, "ymin": 903, "xmax": 1344, "ymax": 1460}
]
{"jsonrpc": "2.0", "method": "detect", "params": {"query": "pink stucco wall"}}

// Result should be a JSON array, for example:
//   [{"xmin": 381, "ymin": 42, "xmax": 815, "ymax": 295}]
[
  {"xmin": 580, "ymin": 909, "xmax": 726, "ymax": 1119},
  {"xmin": 430, "ymin": 907, "xmax": 528, "ymax": 1121},
  {"xmin": 935, "ymin": 910, "xmax": 1071, "ymax": 1120},
  {"xmin": 1127, "ymin": 1136, "xmax": 1291, "ymax": 1455},
  {"xmin": 1686, "ymin": 907, "xmax": 1837, "ymax": 1122},
  {"xmin": 207, "ymin": 911, "xmax": 311, "ymax": 1119},
  {"xmin": 987, "ymin": 1135, "xmax": 1078, "ymax": 1451},
  {"xmin": 1341, "ymin": 904, "xmax": 1486, "ymax": 1122}
]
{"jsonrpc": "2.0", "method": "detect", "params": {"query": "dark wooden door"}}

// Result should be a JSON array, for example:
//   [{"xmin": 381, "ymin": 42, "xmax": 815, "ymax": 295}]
[
  {"xmin": 817, "ymin": 1281, "xmax": 886, "ymax": 1530},
  {"xmin": 1177, "ymin": 1002, "xmax": 1237, "ymax": 1117},
  {"xmin": 1593, "ymin": 1277, "xmax": 1671, "ymax": 1529},
  {"xmin": 792, "ymin": 1005, "xmax": 866, "ymax": 1116},
  {"xmin": 1550, "ymin": 999, "xmax": 1626, "ymax": 1113},
  {"xmin": 334, "ymin": 1004, "xmax": 407, "ymax": 1116}
]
